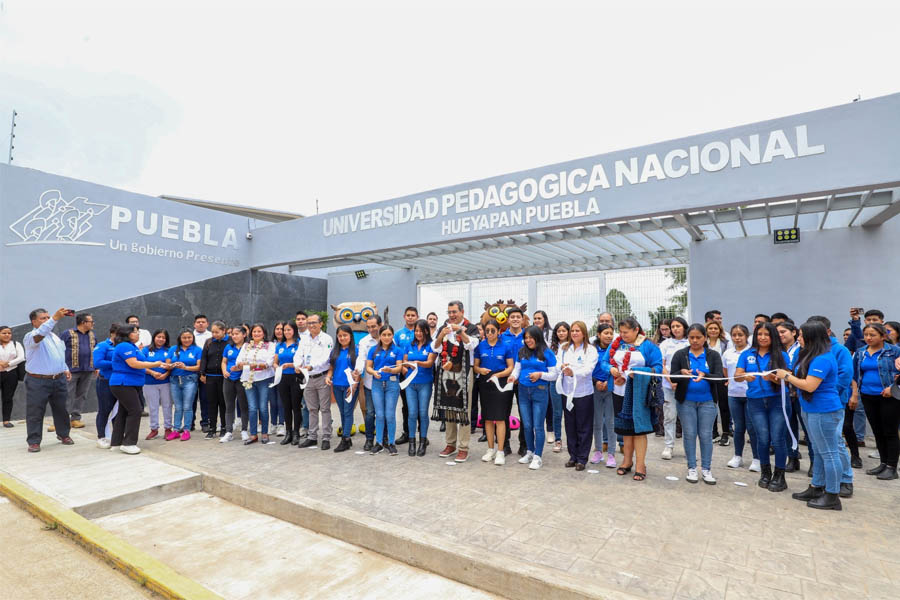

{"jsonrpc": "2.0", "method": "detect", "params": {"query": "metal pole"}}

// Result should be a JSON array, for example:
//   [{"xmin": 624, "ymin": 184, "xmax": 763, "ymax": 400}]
[{"xmin": 7, "ymin": 109, "xmax": 16, "ymax": 163}]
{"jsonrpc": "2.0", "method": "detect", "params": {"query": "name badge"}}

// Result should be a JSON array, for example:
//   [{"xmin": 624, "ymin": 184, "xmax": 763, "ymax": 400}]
[{"xmin": 389, "ymin": 376, "xmax": 397, "ymax": 382}]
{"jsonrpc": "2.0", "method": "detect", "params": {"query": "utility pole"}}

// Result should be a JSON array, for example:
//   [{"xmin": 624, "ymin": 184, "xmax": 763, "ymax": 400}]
[{"xmin": 7, "ymin": 109, "xmax": 16, "ymax": 164}]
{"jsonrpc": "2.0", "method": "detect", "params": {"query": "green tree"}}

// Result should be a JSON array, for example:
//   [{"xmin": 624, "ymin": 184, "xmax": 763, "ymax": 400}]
[
  {"xmin": 606, "ymin": 288, "xmax": 633, "ymax": 324},
  {"xmin": 647, "ymin": 267, "xmax": 688, "ymax": 332}
]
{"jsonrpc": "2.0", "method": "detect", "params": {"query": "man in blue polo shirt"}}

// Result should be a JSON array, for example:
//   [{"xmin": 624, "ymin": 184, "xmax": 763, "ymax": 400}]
[
  {"xmin": 393, "ymin": 306, "xmax": 418, "ymax": 445},
  {"xmin": 501, "ymin": 308, "xmax": 526, "ymax": 455}
]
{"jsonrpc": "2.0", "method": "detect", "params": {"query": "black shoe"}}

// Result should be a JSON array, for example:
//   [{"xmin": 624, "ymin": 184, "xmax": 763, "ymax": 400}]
[
  {"xmin": 785, "ymin": 456, "xmax": 800, "ymax": 473},
  {"xmin": 321, "ymin": 440, "xmax": 330, "ymax": 451},
  {"xmin": 219, "ymin": 429, "xmax": 226, "ymax": 437},
  {"xmin": 388, "ymin": 444, "xmax": 398, "ymax": 456},
  {"xmin": 867, "ymin": 463, "xmax": 888, "ymax": 475},
  {"xmin": 758, "ymin": 464, "xmax": 772, "ymax": 488},
  {"xmin": 395, "ymin": 433, "xmax": 410, "ymax": 445},
  {"xmin": 478, "ymin": 433, "xmax": 487, "ymax": 443},
  {"xmin": 416, "ymin": 439, "xmax": 427, "ymax": 456},
  {"xmin": 298, "ymin": 439, "xmax": 317, "ymax": 448},
  {"xmin": 439, "ymin": 422, "xmax": 446, "ymax": 432},
  {"xmin": 518, "ymin": 445, "xmax": 527, "ymax": 457},
  {"xmin": 565, "ymin": 460, "xmax": 577, "ymax": 468},
  {"xmin": 807, "ymin": 463, "xmax": 814, "ymax": 477},
  {"xmin": 470, "ymin": 426, "xmax": 477, "ymax": 435},
  {"xmin": 876, "ymin": 466, "xmax": 898, "ymax": 480},
  {"xmin": 850, "ymin": 456, "xmax": 863, "ymax": 469},
  {"xmin": 575, "ymin": 463, "xmax": 586, "ymax": 471},
  {"xmin": 807, "ymin": 492, "xmax": 842, "ymax": 510},
  {"xmin": 291, "ymin": 433, "xmax": 300, "ymax": 446},
  {"xmin": 798, "ymin": 437, "xmax": 808, "ymax": 446},
  {"xmin": 718, "ymin": 433, "xmax": 730, "ymax": 447},
  {"xmin": 839, "ymin": 482, "xmax": 853, "ymax": 498},
  {"xmin": 205, "ymin": 431, "xmax": 216, "ymax": 439},
  {"xmin": 408, "ymin": 440, "xmax": 417, "ymax": 456},
  {"xmin": 792, "ymin": 485, "xmax": 824, "ymax": 501},
  {"xmin": 334, "ymin": 438, "xmax": 350, "ymax": 452},
  {"xmin": 201, "ymin": 424, "xmax": 209, "ymax": 433},
  {"xmin": 363, "ymin": 440, "xmax": 373, "ymax": 452},
  {"xmin": 280, "ymin": 432, "xmax": 293, "ymax": 446},
  {"xmin": 371, "ymin": 443, "xmax": 384, "ymax": 455},
  {"xmin": 503, "ymin": 441, "xmax": 512, "ymax": 456},
  {"xmin": 767, "ymin": 468, "xmax": 787, "ymax": 492},
  {"xmin": 675, "ymin": 431, "xmax": 682, "ymax": 439}
]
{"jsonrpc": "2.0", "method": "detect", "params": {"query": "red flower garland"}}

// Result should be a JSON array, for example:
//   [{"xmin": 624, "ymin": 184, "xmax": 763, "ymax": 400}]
[{"xmin": 608, "ymin": 337, "xmax": 634, "ymax": 373}]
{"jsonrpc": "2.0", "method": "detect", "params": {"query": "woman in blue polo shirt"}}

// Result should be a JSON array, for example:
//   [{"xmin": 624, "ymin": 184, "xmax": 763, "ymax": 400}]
[
  {"xmin": 274, "ymin": 322, "xmax": 301, "ymax": 445},
  {"xmin": 107, "ymin": 324, "xmax": 163, "ymax": 455},
  {"xmin": 168, "ymin": 329, "xmax": 202, "ymax": 442},
  {"xmin": 670, "ymin": 324, "xmax": 726, "ymax": 485},
  {"xmin": 510, "ymin": 326, "xmax": 559, "ymax": 471},
  {"xmin": 92, "ymin": 323, "xmax": 118, "ymax": 448},
  {"xmin": 851, "ymin": 323, "xmax": 900, "ymax": 481},
  {"xmin": 404, "ymin": 320, "xmax": 437, "ymax": 457},
  {"xmin": 775, "ymin": 321, "xmax": 846, "ymax": 509},
  {"xmin": 141, "ymin": 329, "xmax": 173, "ymax": 441},
  {"xmin": 474, "ymin": 319, "xmax": 515, "ymax": 465},
  {"xmin": 735, "ymin": 322, "xmax": 791, "ymax": 492},
  {"xmin": 327, "ymin": 324, "xmax": 359, "ymax": 453},
  {"xmin": 220, "ymin": 326, "xmax": 247, "ymax": 443},
  {"xmin": 366, "ymin": 325, "xmax": 403, "ymax": 456}
]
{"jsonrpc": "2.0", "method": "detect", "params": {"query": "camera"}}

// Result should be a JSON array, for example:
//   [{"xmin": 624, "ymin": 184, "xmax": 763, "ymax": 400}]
[{"xmin": 245, "ymin": 232, "xmax": 253, "ymax": 240}]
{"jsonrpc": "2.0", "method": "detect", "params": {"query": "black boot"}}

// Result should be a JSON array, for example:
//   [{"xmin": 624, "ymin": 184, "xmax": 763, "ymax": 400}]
[
  {"xmin": 877, "ymin": 466, "xmax": 899, "ymax": 480},
  {"xmin": 792, "ymin": 485, "xmax": 824, "ymax": 501},
  {"xmin": 758, "ymin": 464, "xmax": 772, "ymax": 488},
  {"xmin": 280, "ymin": 432, "xmax": 293, "ymax": 446},
  {"xmin": 395, "ymin": 432, "xmax": 410, "ymax": 445},
  {"xmin": 518, "ymin": 444, "xmax": 527, "ymax": 457},
  {"xmin": 408, "ymin": 439, "xmax": 417, "ymax": 456},
  {"xmin": 867, "ymin": 463, "xmax": 888, "ymax": 475},
  {"xmin": 807, "ymin": 462, "xmax": 814, "ymax": 477},
  {"xmin": 503, "ymin": 440, "xmax": 512, "ymax": 456},
  {"xmin": 839, "ymin": 482, "xmax": 853, "ymax": 498},
  {"xmin": 363, "ymin": 439, "xmax": 373, "ymax": 452},
  {"xmin": 291, "ymin": 432, "xmax": 300, "ymax": 446},
  {"xmin": 416, "ymin": 438, "xmax": 427, "ymax": 456},
  {"xmin": 785, "ymin": 456, "xmax": 800, "ymax": 473},
  {"xmin": 478, "ymin": 433, "xmax": 487, "ymax": 443},
  {"xmin": 807, "ymin": 492, "xmax": 842, "ymax": 510},
  {"xmin": 767, "ymin": 468, "xmax": 787, "ymax": 492},
  {"xmin": 333, "ymin": 438, "xmax": 350, "ymax": 452},
  {"xmin": 850, "ymin": 456, "xmax": 863, "ymax": 469}
]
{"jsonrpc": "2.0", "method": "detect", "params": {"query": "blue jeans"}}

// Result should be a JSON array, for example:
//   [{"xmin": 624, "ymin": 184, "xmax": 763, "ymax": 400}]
[
  {"xmin": 853, "ymin": 402, "xmax": 868, "ymax": 442},
  {"xmin": 268, "ymin": 384, "xmax": 283, "ymax": 426},
  {"xmin": 301, "ymin": 394, "xmax": 309, "ymax": 429},
  {"xmin": 676, "ymin": 400, "xmax": 718, "ymax": 470},
  {"xmin": 406, "ymin": 382, "xmax": 432, "ymax": 439},
  {"xmin": 728, "ymin": 396, "xmax": 758, "ymax": 459},
  {"xmin": 363, "ymin": 387, "xmax": 375, "ymax": 440},
  {"xmin": 372, "ymin": 377, "xmax": 400, "ymax": 445},
  {"xmin": 748, "ymin": 395, "xmax": 790, "ymax": 469},
  {"xmin": 804, "ymin": 409, "xmax": 844, "ymax": 493},
  {"xmin": 519, "ymin": 384, "xmax": 550, "ymax": 456},
  {"xmin": 547, "ymin": 384, "xmax": 563, "ymax": 438},
  {"xmin": 592, "ymin": 387, "xmax": 615, "ymax": 450},
  {"xmin": 95, "ymin": 377, "xmax": 116, "ymax": 438},
  {"xmin": 170, "ymin": 374, "xmax": 198, "ymax": 431},
  {"xmin": 244, "ymin": 379, "xmax": 271, "ymax": 436},
  {"xmin": 333, "ymin": 385, "xmax": 358, "ymax": 438}
]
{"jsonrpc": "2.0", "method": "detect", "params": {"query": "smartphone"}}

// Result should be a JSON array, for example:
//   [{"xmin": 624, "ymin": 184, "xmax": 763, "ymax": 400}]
[
  {"xmin": 64, "ymin": 309, "xmax": 76, "ymax": 316},
  {"xmin": 853, "ymin": 307, "xmax": 864, "ymax": 314}
]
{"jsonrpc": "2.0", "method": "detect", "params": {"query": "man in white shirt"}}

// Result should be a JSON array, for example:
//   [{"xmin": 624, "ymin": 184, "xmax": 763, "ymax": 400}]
[
  {"xmin": 353, "ymin": 316, "xmax": 381, "ymax": 451},
  {"xmin": 125, "ymin": 315, "xmax": 152, "ymax": 349},
  {"xmin": 23, "ymin": 307, "xmax": 76, "ymax": 452},
  {"xmin": 294, "ymin": 314, "xmax": 334, "ymax": 450},
  {"xmin": 295, "ymin": 310, "xmax": 311, "ymax": 341}
]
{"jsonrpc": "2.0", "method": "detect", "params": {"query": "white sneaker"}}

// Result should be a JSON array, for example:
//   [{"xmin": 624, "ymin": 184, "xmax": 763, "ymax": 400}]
[
  {"xmin": 277, "ymin": 424, "xmax": 286, "ymax": 437},
  {"xmin": 749, "ymin": 459, "xmax": 761, "ymax": 472},
  {"xmin": 686, "ymin": 468, "xmax": 699, "ymax": 483},
  {"xmin": 96, "ymin": 438, "xmax": 111, "ymax": 449},
  {"xmin": 482, "ymin": 448, "xmax": 497, "ymax": 462},
  {"xmin": 661, "ymin": 446, "xmax": 673, "ymax": 460},
  {"xmin": 869, "ymin": 450, "xmax": 880, "ymax": 459},
  {"xmin": 529, "ymin": 455, "xmax": 543, "ymax": 470},
  {"xmin": 494, "ymin": 451, "xmax": 506, "ymax": 466},
  {"xmin": 220, "ymin": 432, "xmax": 233, "ymax": 443},
  {"xmin": 120, "ymin": 445, "xmax": 141, "ymax": 455},
  {"xmin": 702, "ymin": 469, "xmax": 716, "ymax": 485},
  {"xmin": 518, "ymin": 451, "xmax": 535, "ymax": 464},
  {"xmin": 726, "ymin": 455, "xmax": 744, "ymax": 469},
  {"xmin": 240, "ymin": 430, "xmax": 249, "ymax": 442},
  {"xmin": 546, "ymin": 433, "xmax": 555, "ymax": 444}
]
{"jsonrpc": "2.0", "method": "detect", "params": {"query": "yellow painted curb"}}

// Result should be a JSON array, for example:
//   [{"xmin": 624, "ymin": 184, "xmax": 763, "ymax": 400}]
[{"xmin": 0, "ymin": 472, "xmax": 222, "ymax": 600}]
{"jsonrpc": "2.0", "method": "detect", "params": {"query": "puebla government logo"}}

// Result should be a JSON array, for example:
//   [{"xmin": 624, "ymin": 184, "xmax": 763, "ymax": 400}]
[{"xmin": 7, "ymin": 189, "xmax": 109, "ymax": 246}]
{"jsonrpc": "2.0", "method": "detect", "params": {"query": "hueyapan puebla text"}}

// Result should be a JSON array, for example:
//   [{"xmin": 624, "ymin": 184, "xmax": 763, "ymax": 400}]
[{"xmin": 322, "ymin": 125, "xmax": 825, "ymax": 237}]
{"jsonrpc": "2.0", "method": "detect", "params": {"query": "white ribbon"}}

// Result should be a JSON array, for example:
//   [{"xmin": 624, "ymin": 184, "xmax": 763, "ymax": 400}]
[
  {"xmin": 399, "ymin": 362, "xmax": 418, "ymax": 390},
  {"xmin": 489, "ymin": 375, "xmax": 514, "ymax": 393},
  {"xmin": 781, "ymin": 380, "xmax": 797, "ymax": 451},
  {"xmin": 268, "ymin": 365, "xmax": 284, "ymax": 388},
  {"xmin": 556, "ymin": 370, "xmax": 578, "ymax": 411},
  {"xmin": 344, "ymin": 367, "xmax": 356, "ymax": 403}
]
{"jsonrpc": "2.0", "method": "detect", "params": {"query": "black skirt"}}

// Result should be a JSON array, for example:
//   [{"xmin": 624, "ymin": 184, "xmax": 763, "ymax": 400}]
[{"xmin": 478, "ymin": 375, "xmax": 513, "ymax": 421}]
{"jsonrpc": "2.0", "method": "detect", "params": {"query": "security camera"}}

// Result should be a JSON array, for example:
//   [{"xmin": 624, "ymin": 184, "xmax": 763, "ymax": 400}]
[{"xmin": 245, "ymin": 232, "xmax": 253, "ymax": 240}]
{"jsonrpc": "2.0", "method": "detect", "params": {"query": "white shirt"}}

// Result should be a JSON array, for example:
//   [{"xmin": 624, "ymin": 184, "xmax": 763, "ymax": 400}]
[
  {"xmin": 137, "ymin": 328, "xmax": 152, "ymax": 349},
  {"xmin": 23, "ymin": 318, "xmax": 68, "ymax": 375},
  {"xmin": 237, "ymin": 341, "xmax": 276, "ymax": 382},
  {"xmin": 659, "ymin": 338, "xmax": 689, "ymax": 390},
  {"xmin": 611, "ymin": 347, "xmax": 647, "ymax": 396},
  {"xmin": 429, "ymin": 323, "xmax": 479, "ymax": 354},
  {"xmin": 193, "ymin": 329, "xmax": 213, "ymax": 350},
  {"xmin": 294, "ymin": 332, "xmax": 334, "ymax": 375},
  {"xmin": 0, "ymin": 341, "xmax": 26, "ymax": 372},
  {"xmin": 355, "ymin": 334, "xmax": 379, "ymax": 389},
  {"xmin": 722, "ymin": 345, "xmax": 749, "ymax": 397},
  {"xmin": 556, "ymin": 342, "xmax": 599, "ymax": 398}
]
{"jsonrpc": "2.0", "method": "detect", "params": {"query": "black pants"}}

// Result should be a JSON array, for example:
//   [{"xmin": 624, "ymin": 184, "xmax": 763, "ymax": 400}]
[
  {"xmin": 192, "ymin": 383, "xmax": 208, "ymax": 428},
  {"xmin": 278, "ymin": 373, "xmax": 302, "ymax": 433},
  {"xmin": 862, "ymin": 393, "xmax": 900, "ymax": 468},
  {"xmin": 205, "ymin": 376, "xmax": 226, "ymax": 433},
  {"xmin": 25, "ymin": 375, "xmax": 70, "ymax": 445},
  {"xmin": 223, "ymin": 378, "xmax": 247, "ymax": 432},
  {"xmin": 842, "ymin": 406, "xmax": 859, "ymax": 459},
  {"xmin": 1, "ymin": 370, "xmax": 19, "ymax": 421},
  {"xmin": 515, "ymin": 386, "xmax": 526, "ymax": 448},
  {"xmin": 564, "ymin": 393, "xmax": 594, "ymax": 464},
  {"xmin": 399, "ymin": 388, "xmax": 410, "ymax": 436},
  {"xmin": 109, "ymin": 385, "xmax": 142, "ymax": 446},
  {"xmin": 470, "ymin": 380, "xmax": 481, "ymax": 430}
]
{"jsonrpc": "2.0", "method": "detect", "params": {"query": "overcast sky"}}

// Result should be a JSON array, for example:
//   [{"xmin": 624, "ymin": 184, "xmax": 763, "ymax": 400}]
[{"xmin": 1, "ymin": 0, "xmax": 898, "ymax": 217}]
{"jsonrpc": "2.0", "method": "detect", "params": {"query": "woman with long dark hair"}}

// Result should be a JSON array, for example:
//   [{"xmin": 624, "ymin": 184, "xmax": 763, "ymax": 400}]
[
  {"xmin": 777, "ymin": 321, "xmax": 812, "ymax": 471},
  {"xmin": 659, "ymin": 317, "xmax": 689, "ymax": 461},
  {"xmin": 608, "ymin": 317, "xmax": 663, "ymax": 482},
  {"xmin": 220, "ymin": 325, "xmax": 247, "ymax": 443},
  {"xmin": 141, "ymin": 329, "xmax": 173, "ymax": 441},
  {"xmin": 735, "ymin": 322, "xmax": 791, "ymax": 492},
  {"xmin": 236, "ymin": 323, "xmax": 275, "ymax": 445},
  {"xmin": 509, "ymin": 326, "xmax": 559, "ymax": 470},
  {"xmin": 167, "ymin": 329, "xmax": 202, "ymax": 441},
  {"xmin": 547, "ymin": 321, "xmax": 570, "ymax": 453},
  {"xmin": 275, "ymin": 322, "xmax": 302, "ymax": 445},
  {"xmin": 366, "ymin": 324, "xmax": 403, "ymax": 456},
  {"xmin": 851, "ymin": 323, "xmax": 900, "ymax": 481},
  {"xmin": 404, "ymin": 320, "xmax": 437, "ymax": 456},
  {"xmin": 269, "ymin": 321, "xmax": 287, "ymax": 435},
  {"xmin": 107, "ymin": 324, "xmax": 163, "ymax": 454},
  {"xmin": 590, "ymin": 323, "xmax": 616, "ymax": 468},
  {"xmin": 670, "ymin": 323, "xmax": 725, "ymax": 484},
  {"xmin": 652, "ymin": 319, "xmax": 672, "ymax": 345},
  {"xmin": 327, "ymin": 324, "xmax": 359, "ymax": 452},
  {"xmin": 474, "ymin": 319, "xmax": 515, "ymax": 465},
  {"xmin": 558, "ymin": 321, "xmax": 599, "ymax": 471},
  {"xmin": 722, "ymin": 324, "xmax": 759, "ymax": 472},
  {"xmin": 775, "ymin": 321, "xmax": 846, "ymax": 509},
  {"xmin": 532, "ymin": 311, "xmax": 552, "ymax": 344},
  {"xmin": 884, "ymin": 321, "xmax": 900, "ymax": 346},
  {"xmin": 706, "ymin": 319, "xmax": 731, "ymax": 446}
]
